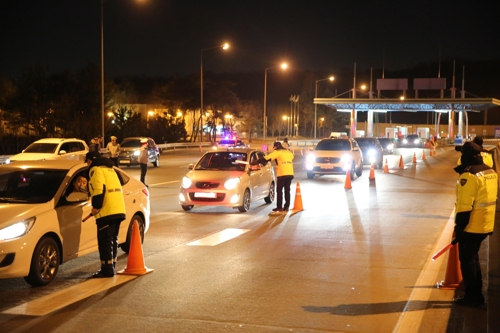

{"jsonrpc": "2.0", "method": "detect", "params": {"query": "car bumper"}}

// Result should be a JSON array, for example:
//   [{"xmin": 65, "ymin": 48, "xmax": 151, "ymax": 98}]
[
  {"xmin": 0, "ymin": 235, "xmax": 37, "ymax": 279},
  {"xmin": 179, "ymin": 187, "xmax": 248, "ymax": 208},
  {"xmin": 306, "ymin": 163, "xmax": 348, "ymax": 175}
]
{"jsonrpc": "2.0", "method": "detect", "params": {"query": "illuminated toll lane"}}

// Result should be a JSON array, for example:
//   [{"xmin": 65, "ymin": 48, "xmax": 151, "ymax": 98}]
[{"xmin": 187, "ymin": 228, "xmax": 251, "ymax": 246}]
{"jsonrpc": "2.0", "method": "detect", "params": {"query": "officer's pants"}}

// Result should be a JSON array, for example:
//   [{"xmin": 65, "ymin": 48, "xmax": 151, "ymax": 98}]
[
  {"xmin": 458, "ymin": 233, "xmax": 488, "ymax": 300},
  {"xmin": 96, "ymin": 218, "xmax": 123, "ymax": 264}
]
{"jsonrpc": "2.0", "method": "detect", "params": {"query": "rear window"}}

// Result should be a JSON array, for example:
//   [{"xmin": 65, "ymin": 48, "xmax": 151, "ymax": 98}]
[{"xmin": 315, "ymin": 140, "xmax": 351, "ymax": 151}]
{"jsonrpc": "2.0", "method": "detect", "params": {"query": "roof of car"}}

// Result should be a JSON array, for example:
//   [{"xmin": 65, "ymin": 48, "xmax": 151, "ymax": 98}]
[
  {"xmin": 207, "ymin": 148, "xmax": 261, "ymax": 154},
  {"xmin": 32, "ymin": 138, "xmax": 86, "ymax": 143},
  {"xmin": 0, "ymin": 159, "xmax": 86, "ymax": 170}
]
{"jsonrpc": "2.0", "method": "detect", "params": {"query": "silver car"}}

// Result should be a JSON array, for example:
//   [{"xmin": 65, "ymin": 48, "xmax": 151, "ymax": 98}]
[
  {"xmin": 179, "ymin": 148, "xmax": 275, "ymax": 212},
  {"xmin": 118, "ymin": 137, "xmax": 160, "ymax": 167}
]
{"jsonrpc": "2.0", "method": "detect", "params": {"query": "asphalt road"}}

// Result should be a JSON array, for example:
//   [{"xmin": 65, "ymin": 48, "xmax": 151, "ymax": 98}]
[{"xmin": 0, "ymin": 146, "xmax": 490, "ymax": 333}]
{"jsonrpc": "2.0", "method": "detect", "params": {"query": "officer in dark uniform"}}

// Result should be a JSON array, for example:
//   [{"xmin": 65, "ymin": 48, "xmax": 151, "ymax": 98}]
[
  {"xmin": 453, "ymin": 141, "xmax": 498, "ymax": 307},
  {"xmin": 85, "ymin": 151, "xmax": 126, "ymax": 278}
]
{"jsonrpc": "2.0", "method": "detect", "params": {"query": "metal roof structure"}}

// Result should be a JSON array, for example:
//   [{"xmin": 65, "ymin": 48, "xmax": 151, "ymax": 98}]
[{"xmin": 314, "ymin": 97, "xmax": 500, "ymax": 138}]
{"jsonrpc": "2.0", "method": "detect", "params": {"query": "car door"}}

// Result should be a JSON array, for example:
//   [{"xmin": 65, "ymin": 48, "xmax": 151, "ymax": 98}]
[{"xmin": 247, "ymin": 152, "xmax": 265, "ymax": 198}]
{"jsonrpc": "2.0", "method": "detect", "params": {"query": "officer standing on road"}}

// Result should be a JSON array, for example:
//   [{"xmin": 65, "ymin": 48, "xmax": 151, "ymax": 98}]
[
  {"xmin": 252, "ymin": 141, "xmax": 294, "ymax": 212},
  {"xmin": 85, "ymin": 151, "xmax": 126, "ymax": 278},
  {"xmin": 139, "ymin": 138, "xmax": 149, "ymax": 186},
  {"xmin": 453, "ymin": 141, "xmax": 498, "ymax": 307}
]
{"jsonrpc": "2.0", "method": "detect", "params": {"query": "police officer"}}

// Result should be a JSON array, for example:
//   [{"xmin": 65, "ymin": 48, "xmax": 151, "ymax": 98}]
[
  {"xmin": 85, "ymin": 151, "xmax": 126, "ymax": 278},
  {"xmin": 453, "ymin": 141, "xmax": 498, "ymax": 307},
  {"xmin": 252, "ymin": 141, "xmax": 294, "ymax": 212}
]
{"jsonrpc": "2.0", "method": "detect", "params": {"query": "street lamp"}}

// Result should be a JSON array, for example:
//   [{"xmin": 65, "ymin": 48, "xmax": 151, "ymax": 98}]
[
  {"xmin": 263, "ymin": 62, "xmax": 287, "ymax": 140},
  {"xmin": 201, "ymin": 43, "xmax": 229, "ymax": 142},
  {"xmin": 314, "ymin": 76, "xmax": 334, "ymax": 139}
]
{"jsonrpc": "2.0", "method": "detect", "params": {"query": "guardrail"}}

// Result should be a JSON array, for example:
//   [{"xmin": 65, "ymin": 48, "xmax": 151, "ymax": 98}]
[{"xmin": 158, "ymin": 142, "xmax": 213, "ymax": 151}]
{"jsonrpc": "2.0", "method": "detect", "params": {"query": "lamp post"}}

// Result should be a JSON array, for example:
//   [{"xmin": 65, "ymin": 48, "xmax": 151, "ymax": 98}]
[
  {"xmin": 263, "ymin": 63, "xmax": 287, "ymax": 140},
  {"xmin": 314, "ymin": 76, "xmax": 334, "ymax": 139},
  {"xmin": 201, "ymin": 43, "xmax": 229, "ymax": 142}
]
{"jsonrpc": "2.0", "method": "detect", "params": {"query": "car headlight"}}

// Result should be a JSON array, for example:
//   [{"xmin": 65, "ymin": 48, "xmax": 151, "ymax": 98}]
[
  {"xmin": 133, "ymin": 150, "xmax": 140, "ymax": 157},
  {"xmin": 224, "ymin": 178, "xmax": 240, "ymax": 190},
  {"xmin": 414, "ymin": 139, "xmax": 420, "ymax": 144},
  {"xmin": 387, "ymin": 144, "xmax": 394, "ymax": 150},
  {"xmin": 306, "ymin": 154, "xmax": 316, "ymax": 163},
  {"xmin": 0, "ymin": 217, "xmax": 36, "ymax": 241},
  {"xmin": 181, "ymin": 176, "xmax": 192, "ymax": 189},
  {"xmin": 5, "ymin": 159, "xmax": 11, "ymax": 164},
  {"xmin": 340, "ymin": 154, "xmax": 352, "ymax": 163},
  {"xmin": 403, "ymin": 139, "xmax": 408, "ymax": 144},
  {"xmin": 366, "ymin": 149, "xmax": 375, "ymax": 157}
]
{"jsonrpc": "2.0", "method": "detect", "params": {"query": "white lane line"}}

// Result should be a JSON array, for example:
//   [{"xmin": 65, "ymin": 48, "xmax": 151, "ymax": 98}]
[
  {"xmin": 149, "ymin": 180, "xmax": 180, "ymax": 186},
  {"xmin": 187, "ymin": 228, "xmax": 251, "ymax": 246},
  {"xmin": 2, "ymin": 275, "xmax": 137, "ymax": 316},
  {"xmin": 392, "ymin": 209, "xmax": 455, "ymax": 333}
]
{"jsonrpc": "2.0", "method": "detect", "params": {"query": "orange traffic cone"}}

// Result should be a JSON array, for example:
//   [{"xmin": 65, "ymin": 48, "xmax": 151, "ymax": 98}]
[
  {"xmin": 384, "ymin": 159, "xmax": 389, "ymax": 173},
  {"xmin": 422, "ymin": 150, "xmax": 426, "ymax": 160},
  {"xmin": 344, "ymin": 169, "xmax": 352, "ymax": 189},
  {"xmin": 118, "ymin": 220, "xmax": 154, "ymax": 276},
  {"xmin": 437, "ymin": 235, "xmax": 462, "ymax": 290},
  {"xmin": 399, "ymin": 155, "xmax": 405, "ymax": 169},
  {"xmin": 291, "ymin": 182, "xmax": 304, "ymax": 212},
  {"xmin": 412, "ymin": 152, "xmax": 417, "ymax": 163},
  {"xmin": 369, "ymin": 163, "xmax": 375, "ymax": 180},
  {"xmin": 199, "ymin": 145, "xmax": 202, "ymax": 152}
]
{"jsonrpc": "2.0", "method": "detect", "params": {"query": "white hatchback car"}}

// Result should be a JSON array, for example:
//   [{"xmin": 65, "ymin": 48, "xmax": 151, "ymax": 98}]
[
  {"xmin": 0, "ymin": 160, "xmax": 150, "ymax": 286},
  {"xmin": 7, "ymin": 138, "xmax": 89, "ymax": 163},
  {"xmin": 179, "ymin": 148, "xmax": 275, "ymax": 212}
]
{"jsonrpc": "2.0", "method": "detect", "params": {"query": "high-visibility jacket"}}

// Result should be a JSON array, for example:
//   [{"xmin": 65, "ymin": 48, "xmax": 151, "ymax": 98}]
[
  {"xmin": 263, "ymin": 149, "xmax": 294, "ymax": 177},
  {"xmin": 89, "ymin": 164, "xmax": 126, "ymax": 222},
  {"xmin": 455, "ymin": 164, "xmax": 497, "ymax": 234}
]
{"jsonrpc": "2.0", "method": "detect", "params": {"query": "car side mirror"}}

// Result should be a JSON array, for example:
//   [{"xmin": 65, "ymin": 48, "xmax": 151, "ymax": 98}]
[
  {"xmin": 188, "ymin": 163, "xmax": 194, "ymax": 170},
  {"xmin": 59, "ymin": 150, "xmax": 67, "ymax": 155}
]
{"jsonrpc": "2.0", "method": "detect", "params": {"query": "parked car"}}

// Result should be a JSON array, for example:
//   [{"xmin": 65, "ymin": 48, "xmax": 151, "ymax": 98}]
[
  {"xmin": 6, "ymin": 138, "xmax": 88, "ymax": 164},
  {"xmin": 179, "ymin": 148, "xmax": 275, "ymax": 212},
  {"xmin": 305, "ymin": 138, "xmax": 363, "ymax": 179},
  {"xmin": 118, "ymin": 137, "xmax": 160, "ymax": 167},
  {"xmin": 377, "ymin": 138, "xmax": 395, "ymax": 154},
  {"xmin": 0, "ymin": 160, "xmax": 150, "ymax": 286},
  {"xmin": 354, "ymin": 137, "xmax": 384, "ymax": 168},
  {"xmin": 401, "ymin": 134, "xmax": 424, "ymax": 148}
]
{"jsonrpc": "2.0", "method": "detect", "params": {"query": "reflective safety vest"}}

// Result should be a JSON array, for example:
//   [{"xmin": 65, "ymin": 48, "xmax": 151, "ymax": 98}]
[
  {"xmin": 455, "ymin": 167, "xmax": 498, "ymax": 234},
  {"xmin": 89, "ymin": 165, "xmax": 126, "ymax": 220},
  {"xmin": 264, "ymin": 149, "xmax": 294, "ymax": 177}
]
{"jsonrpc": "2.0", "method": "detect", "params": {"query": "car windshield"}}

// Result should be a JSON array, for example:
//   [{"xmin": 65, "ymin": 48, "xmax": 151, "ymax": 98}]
[
  {"xmin": 0, "ymin": 169, "xmax": 67, "ymax": 203},
  {"xmin": 315, "ymin": 140, "xmax": 351, "ymax": 151},
  {"xmin": 195, "ymin": 152, "xmax": 247, "ymax": 171},
  {"xmin": 23, "ymin": 143, "xmax": 58, "ymax": 154},
  {"xmin": 121, "ymin": 140, "xmax": 142, "ymax": 148},
  {"xmin": 355, "ymin": 139, "xmax": 377, "ymax": 147}
]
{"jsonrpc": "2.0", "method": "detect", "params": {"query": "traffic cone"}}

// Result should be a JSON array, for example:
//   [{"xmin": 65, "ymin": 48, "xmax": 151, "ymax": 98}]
[
  {"xmin": 199, "ymin": 145, "xmax": 202, "ymax": 152},
  {"xmin": 412, "ymin": 152, "xmax": 417, "ymax": 163},
  {"xmin": 344, "ymin": 169, "xmax": 352, "ymax": 189},
  {"xmin": 422, "ymin": 150, "xmax": 426, "ymax": 160},
  {"xmin": 117, "ymin": 220, "xmax": 154, "ymax": 276},
  {"xmin": 291, "ymin": 182, "xmax": 304, "ymax": 212},
  {"xmin": 369, "ymin": 163, "xmax": 375, "ymax": 180},
  {"xmin": 399, "ymin": 155, "xmax": 404, "ymax": 169},
  {"xmin": 437, "ymin": 235, "xmax": 462, "ymax": 290},
  {"xmin": 384, "ymin": 159, "xmax": 389, "ymax": 173}
]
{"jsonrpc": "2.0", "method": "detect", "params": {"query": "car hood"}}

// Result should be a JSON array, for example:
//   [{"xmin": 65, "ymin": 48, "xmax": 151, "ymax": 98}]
[
  {"xmin": 0, "ymin": 202, "xmax": 51, "ymax": 228},
  {"xmin": 186, "ymin": 170, "xmax": 245, "ymax": 182},
  {"xmin": 120, "ymin": 147, "xmax": 140, "ymax": 152},
  {"xmin": 9, "ymin": 154, "xmax": 83, "ymax": 162}
]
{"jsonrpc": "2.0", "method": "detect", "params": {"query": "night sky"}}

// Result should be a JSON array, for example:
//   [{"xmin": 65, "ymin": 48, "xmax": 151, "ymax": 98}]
[{"xmin": 2, "ymin": 0, "xmax": 499, "ymax": 80}]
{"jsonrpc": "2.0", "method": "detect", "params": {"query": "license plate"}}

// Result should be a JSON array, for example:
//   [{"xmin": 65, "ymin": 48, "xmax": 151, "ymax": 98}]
[
  {"xmin": 320, "ymin": 164, "xmax": 334, "ymax": 169},
  {"xmin": 194, "ymin": 192, "xmax": 216, "ymax": 198},
  {"xmin": 120, "ymin": 160, "xmax": 130, "ymax": 164}
]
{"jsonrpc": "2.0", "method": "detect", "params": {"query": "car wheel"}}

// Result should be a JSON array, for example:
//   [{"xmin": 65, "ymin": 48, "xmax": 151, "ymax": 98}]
[
  {"xmin": 120, "ymin": 215, "xmax": 145, "ymax": 254},
  {"xmin": 238, "ymin": 189, "xmax": 251, "ymax": 212},
  {"xmin": 152, "ymin": 155, "xmax": 160, "ymax": 167},
  {"xmin": 307, "ymin": 171, "xmax": 315, "ymax": 179},
  {"xmin": 181, "ymin": 205, "xmax": 194, "ymax": 211},
  {"xmin": 24, "ymin": 237, "xmax": 60, "ymax": 286},
  {"xmin": 264, "ymin": 181, "xmax": 275, "ymax": 204},
  {"xmin": 355, "ymin": 162, "xmax": 362, "ymax": 177}
]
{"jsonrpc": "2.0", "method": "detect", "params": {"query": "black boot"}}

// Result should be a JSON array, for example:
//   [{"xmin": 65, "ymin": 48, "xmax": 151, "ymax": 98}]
[{"xmin": 92, "ymin": 263, "xmax": 115, "ymax": 278}]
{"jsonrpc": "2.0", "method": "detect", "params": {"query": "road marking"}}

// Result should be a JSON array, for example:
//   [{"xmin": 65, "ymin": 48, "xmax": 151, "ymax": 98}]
[
  {"xmin": 392, "ymin": 209, "xmax": 455, "ymax": 333},
  {"xmin": 2, "ymin": 275, "xmax": 137, "ymax": 316},
  {"xmin": 149, "ymin": 180, "xmax": 180, "ymax": 186},
  {"xmin": 187, "ymin": 228, "xmax": 251, "ymax": 246}
]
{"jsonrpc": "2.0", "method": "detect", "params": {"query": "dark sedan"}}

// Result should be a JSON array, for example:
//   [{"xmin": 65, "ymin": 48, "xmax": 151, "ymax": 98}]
[{"xmin": 354, "ymin": 137, "xmax": 384, "ymax": 169}]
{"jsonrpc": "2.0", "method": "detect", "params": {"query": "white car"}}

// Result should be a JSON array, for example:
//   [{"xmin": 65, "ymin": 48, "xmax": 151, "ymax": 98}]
[
  {"xmin": 179, "ymin": 148, "xmax": 275, "ymax": 212},
  {"xmin": 0, "ymin": 160, "xmax": 150, "ymax": 286},
  {"xmin": 7, "ymin": 138, "xmax": 89, "ymax": 164},
  {"xmin": 305, "ymin": 138, "xmax": 363, "ymax": 179}
]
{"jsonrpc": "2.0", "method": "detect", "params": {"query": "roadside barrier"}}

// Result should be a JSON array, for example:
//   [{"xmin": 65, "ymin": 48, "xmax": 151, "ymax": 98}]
[{"xmin": 118, "ymin": 220, "xmax": 154, "ymax": 276}]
